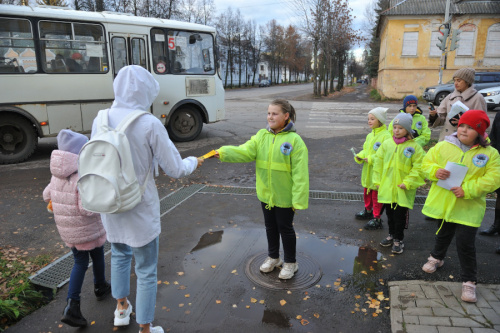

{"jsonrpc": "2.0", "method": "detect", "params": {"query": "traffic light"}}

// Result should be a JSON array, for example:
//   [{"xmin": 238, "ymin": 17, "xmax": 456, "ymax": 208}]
[
  {"xmin": 450, "ymin": 29, "xmax": 461, "ymax": 51},
  {"xmin": 436, "ymin": 28, "xmax": 449, "ymax": 51}
]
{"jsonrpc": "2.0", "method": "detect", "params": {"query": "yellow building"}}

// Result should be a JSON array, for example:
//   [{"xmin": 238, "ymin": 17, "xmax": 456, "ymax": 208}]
[{"xmin": 376, "ymin": 0, "xmax": 500, "ymax": 99}]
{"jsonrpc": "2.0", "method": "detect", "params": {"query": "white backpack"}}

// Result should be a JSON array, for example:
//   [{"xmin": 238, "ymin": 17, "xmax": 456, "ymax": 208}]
[{"xmin": 77, "ymin": 109, "xmax": 150, "ymax": 214}]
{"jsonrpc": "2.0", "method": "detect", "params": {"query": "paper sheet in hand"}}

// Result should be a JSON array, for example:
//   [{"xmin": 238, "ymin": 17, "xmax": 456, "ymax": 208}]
[
  {"xmin": 448, "ymin": 101, "xmax": 469, "ymax": 120},
  {"xmin": 350, "ymin": 147, "xmax": 357, "ymax": 157},
  {"xmin": 437, "ymin": 161, "xmax": 468, "ymax": 190},
  {"xmin": 200, "ymin": 150, "xmax": 216, "ymax": 159}
]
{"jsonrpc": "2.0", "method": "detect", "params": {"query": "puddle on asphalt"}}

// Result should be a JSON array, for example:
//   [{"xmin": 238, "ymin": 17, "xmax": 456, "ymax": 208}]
[
  {"xmin": 188, "ymin": 228, "xmax": 385, "ymax": 278},
  {"xmin": 177, "ymin": 228, "xmax": 388, "ymax": 329}
]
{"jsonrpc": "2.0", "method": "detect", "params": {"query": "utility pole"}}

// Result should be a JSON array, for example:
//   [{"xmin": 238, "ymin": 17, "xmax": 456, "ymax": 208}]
[{"xmin": 438, "ymin": 0, "xmax": 451, "ymax": 84}]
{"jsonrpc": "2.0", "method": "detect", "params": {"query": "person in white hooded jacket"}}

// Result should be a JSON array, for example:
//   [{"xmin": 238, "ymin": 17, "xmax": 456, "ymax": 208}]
[{"xmin": 91, "ymin": 65, "xmax": 203, "ymax": 333}]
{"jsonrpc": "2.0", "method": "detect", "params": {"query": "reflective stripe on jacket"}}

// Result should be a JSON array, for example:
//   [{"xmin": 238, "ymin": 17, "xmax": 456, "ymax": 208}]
[
  {"xmin": 218, "ymin": 127, "xmax": 309, "ymax": 210},
  {"xmin": 388, "ymin": 108, "xmax": 431, "ymax": 147},
  {"xmin": 373, "ymin": 139, "xmax": 426, "ymax": 209},
  {"xmin": 355, "ymin": 125, "xmax": 391, "ymax": 190},
  {"xmin": 421, "ymin": 137, "xmax": 500, "ymax": 227}
]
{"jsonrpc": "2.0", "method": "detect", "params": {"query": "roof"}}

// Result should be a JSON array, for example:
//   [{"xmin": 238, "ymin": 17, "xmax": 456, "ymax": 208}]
[
  {"xmin": 381, "ymin": 0, "xmax": 500, "ymax": 16},
  {"xmin": 0, "ymin": 4, "xmax": 216, "ymax": 33}
]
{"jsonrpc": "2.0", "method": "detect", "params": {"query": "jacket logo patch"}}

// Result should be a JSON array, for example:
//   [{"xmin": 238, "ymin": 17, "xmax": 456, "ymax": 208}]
[
  {"xmin": 416, "ymin": 121, "xmax": 422, "ymax": 130},
  {"xmin": 280, "ymin": 142, "xmax": 293, "ymax": 156},
  {"xmin": 373, "ymin": 142, "xmax": 381, "ymax": 151},
  {"xmin": 403, "ymin": 147, "xmax": 415, "ymax": 158},
  {"xmin": 472, "ymin": 154, "xmax": 488, "ymax": 168}
]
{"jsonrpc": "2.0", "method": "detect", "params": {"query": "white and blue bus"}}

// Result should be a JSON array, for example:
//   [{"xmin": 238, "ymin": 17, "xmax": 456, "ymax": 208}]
[{"xmin": 0, "ymin": 4, "xmax": 225, "ymax": 164}]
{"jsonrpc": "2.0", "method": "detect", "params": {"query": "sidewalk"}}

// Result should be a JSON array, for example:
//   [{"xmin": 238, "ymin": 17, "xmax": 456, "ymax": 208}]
[
  {"xmin": 7, "ymin": 185, "xmax": 500, "ymax": 333},
  {"xmin": 390, "ymin": 281, "xmax": 500, "ymax": 333}
]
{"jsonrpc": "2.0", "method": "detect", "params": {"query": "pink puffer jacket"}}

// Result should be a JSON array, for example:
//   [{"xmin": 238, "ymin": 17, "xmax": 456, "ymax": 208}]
[{"xmin": 43, "ymin": 150, "xmax": 106, "ymax": 250}]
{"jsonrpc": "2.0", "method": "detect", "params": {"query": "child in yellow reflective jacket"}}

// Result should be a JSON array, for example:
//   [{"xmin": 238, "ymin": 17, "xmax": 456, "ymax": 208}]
[
  {"xmin": 354, "ymin": 107, "xmax": 391, "ymax": 228},
  {"xmin": 372, "ymin": 113, "xmax": 426, "ymax": 254},
  {"xmin": 215, "ymin": 99, "xmax": 309, "ymax": 280},
  {"xmin": 421, "ymin": 110, "xmax": 500, "ymax": 303}
]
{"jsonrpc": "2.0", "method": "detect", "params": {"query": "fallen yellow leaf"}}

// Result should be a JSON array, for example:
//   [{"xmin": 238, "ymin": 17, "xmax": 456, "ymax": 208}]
[
  {"xmin": 185, "ymin": 294, "xmax": 190, "ymax": 298},
  {"xmin": 246, "ymin": 305, "xmax": 250, "ymax": 309},
  {"xmin": 179, "ymin": 303, "xmax": 185, "ymax": 307},
  {"xmin": 157, "ymin": 280, "xmax": 162, "ymax": 284},
  {"xmin": 361, "ymin": 271, "xmax": 367, "ymax": 275},
  {"xmin": 211, "ymin": 265, "xmax": 217, "ymax": 268},
  {"xmin": 251, "ymin": 298, "xmax": 257, "ymax": 303},
  {"xmin": 231, "ymin": 270, "xmax": 237, "ymax": 274},
  {"xmin": 216, "ymin": 300, "xmax": 221, "ymax": 304},
  {"xmin": 338, "ymin": 287, "xmax": 344, "ymax": 291},
  {"xmin": 163, "ymin": 281, "xmax": 170, "ymax": 285},
  {"xmin": 314, "ymin": 313, "xmax": 320, "ymax": 318},
  {"xmin": 177, "ymin": 272, "xmax": 185, "ymax": 276},
  {"xmin": 296, "ymin": 315, "xmax": 302, "ymax": 320},
  {"xmin": 301, "ymin": 319, "xmax": 309, "ymax": 326},
  {"xmin": 280, "ymin": 299, "xmax": 287, "ymax": 306},
  {"xmin": 259, "ymin": 300, "xmax": 265, "ymax": 304},
  {"xmin": 361, "ymin": 308, "xmax": 367, "ymax": 313},
  {"xmin": 185, "ymin": 310, "xmax": 191, "ymax": 315},
  {"xmin": 355, "ymin": 295, "xmax": 361, "ymax": 299},
  {"xmin": 372, "ymin": 313, "xmax": 378, "ymax": 317},
  {"xmin": 91, "ymin": 321, "xmax": 95, "ymax": 325},
  {"xmin": 334, "ymin": 282, "xmax": 341, "ymax": 286},
  {"xmin": 377, "ymin": 295, "xmax": 384, "ymax": 301}
]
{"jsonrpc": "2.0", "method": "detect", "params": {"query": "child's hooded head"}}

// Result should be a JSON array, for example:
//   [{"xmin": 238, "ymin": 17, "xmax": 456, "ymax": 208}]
[{"xmin": 57, "ymin": 129, "xmax": 88, "ymax": 155}]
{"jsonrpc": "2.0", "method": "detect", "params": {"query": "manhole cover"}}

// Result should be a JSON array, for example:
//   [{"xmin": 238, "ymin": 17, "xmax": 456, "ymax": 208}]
[{"xmin": 245, "ymin": 252, "xmax": 323, "ymax": 290}]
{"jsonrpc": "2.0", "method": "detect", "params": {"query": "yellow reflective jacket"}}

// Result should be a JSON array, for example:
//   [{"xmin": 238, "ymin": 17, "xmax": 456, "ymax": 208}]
[
  {"xmin": 355, "ymin": 125, "xmax": 391, "ymax": 190},
  {"xmin": 218, "ymin": 124, "xmax": 309, "ymax": 210},
  {"xmin": 421, "ymin": 135, "xmax": 500, "ymax": 227},
  {"xmin": 372, "ymin": 138, "xmax": 426, "ymax": 209},
  {"xmin": 388, "ymin": 108, "xmax": 431, "ymax": 147}
]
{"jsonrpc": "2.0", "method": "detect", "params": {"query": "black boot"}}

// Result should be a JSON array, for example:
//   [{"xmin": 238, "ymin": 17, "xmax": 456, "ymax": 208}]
[
  {"xmin": 364, "ymin": 218, "xmax": 383, "ymax": 230},
  {"xmin": 479, "ymin": 217, "xmax": 500, "ymax": 236},
  {"xmin": 355, "ymin": 209, "xmax": 373, "ymax": 220},
  {"xmin": 94, "ymin": 281, "xmax": 111, "ymax": 301},
  {"xmin": 61, "ymin": 298, "xmax": 87, "ymax": 327}
]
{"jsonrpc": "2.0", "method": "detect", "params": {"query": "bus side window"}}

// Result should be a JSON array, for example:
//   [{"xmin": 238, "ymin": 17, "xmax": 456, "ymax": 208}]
[{"xmin": 0, "ymin": 17, "xmax": 35, "ymax": 74}]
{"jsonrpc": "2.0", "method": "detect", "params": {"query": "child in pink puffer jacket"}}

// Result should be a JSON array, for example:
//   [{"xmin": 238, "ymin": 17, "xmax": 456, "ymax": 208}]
[{"xmin": 43, "ymin": 129, "xmax": 110, "ymax": 328}]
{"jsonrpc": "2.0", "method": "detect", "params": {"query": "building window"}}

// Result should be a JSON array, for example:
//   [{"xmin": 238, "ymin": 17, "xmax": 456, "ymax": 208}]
[
  {"xmin": 485, "ymin": 23, "xmax": 500, "ymax": 57},
  {"xmin": 429, "ymin": 31, "xmax": 442, "ymax": 57},
  {"xmin": 260, "ymin": 65, "xmax": 264, "ymax": 71},
  {"xmin": 456, "ymin": 24, "xmax": 476, "ymax": 57},
  {"xmin": 402, "ymin": 31, "xmax": 418, "ymax": 56}
]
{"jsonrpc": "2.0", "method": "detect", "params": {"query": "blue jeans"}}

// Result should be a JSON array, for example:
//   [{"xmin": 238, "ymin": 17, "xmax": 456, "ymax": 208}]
[
  {"xmin": 68, "ymin": 246, "xmax": 106, "ymax": 301},
  {"xmin": 111, "ymin": 237, "xmax": 159, "ymax": 325}
]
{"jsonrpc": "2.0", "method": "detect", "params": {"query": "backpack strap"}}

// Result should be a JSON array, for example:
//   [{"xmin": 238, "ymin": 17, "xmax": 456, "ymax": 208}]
[
  {"xmin": 115, "ymin": 110, "xmax": 152, "ymax": 196},
  {"xmin": 95, "ymin": 109, "xmax": 110, "ymax": 135},
  {"xmin": 116, "ymin": 110, "xmax": 149, "ymax": 132}
]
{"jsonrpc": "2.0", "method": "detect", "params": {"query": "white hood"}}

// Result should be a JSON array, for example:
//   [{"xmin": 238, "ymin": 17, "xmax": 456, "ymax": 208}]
[{"xmin": 111, "ymin": 65, "xmax": 160, "ymax": 111}]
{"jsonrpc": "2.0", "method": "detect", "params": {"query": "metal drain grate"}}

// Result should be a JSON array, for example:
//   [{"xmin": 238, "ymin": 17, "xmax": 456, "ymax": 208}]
[
  {"xmin": 199, "ymin": 185, "xmax": 495, "ymax": 209},
  {"xmin": 30, "ymin": 242, "xmax": 111, "ymax": 289},
  {"xmin": 160, "ymin": 184, "xmax": 206, "ymax": 217}
]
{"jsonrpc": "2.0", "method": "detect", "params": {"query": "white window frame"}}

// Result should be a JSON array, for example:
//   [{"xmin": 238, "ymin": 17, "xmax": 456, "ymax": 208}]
[
  {"xmin": 402, "ymin": 31, "xmax": 418, "ymax": 56},
  {"xmin": 429, "ymin": 31, "xmax": 442, "ymax": 57},
  {"xmin": 485, "ymin": 23, "xmax": 500, "ymax": 57},
  {"xmin": 456, "ymin": 26, "xmax": 476, "ymax": 57}
]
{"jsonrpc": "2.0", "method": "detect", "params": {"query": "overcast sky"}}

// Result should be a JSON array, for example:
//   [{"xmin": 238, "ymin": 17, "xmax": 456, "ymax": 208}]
[{"xmin": 212, "ymin": 0, "xmax": 372, "ymax": 53}]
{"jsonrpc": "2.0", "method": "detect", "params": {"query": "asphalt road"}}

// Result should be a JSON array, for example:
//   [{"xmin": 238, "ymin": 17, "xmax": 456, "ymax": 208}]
[{"xmin": 2, "ymin": 83, "xmax": 500, "ymax": 333}]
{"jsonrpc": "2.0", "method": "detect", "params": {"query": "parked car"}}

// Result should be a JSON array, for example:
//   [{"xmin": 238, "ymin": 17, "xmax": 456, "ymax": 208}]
[
  {"xmin": 423, "ymin": 72, "xmax": 500, "ymax": 106},
  {"xmin": 259, "ymin": 80, "xmax": 270, "ymax": 87},
  {"xmin": 479, "ymin": 86, "xmax": 500, "ymax": 111}
]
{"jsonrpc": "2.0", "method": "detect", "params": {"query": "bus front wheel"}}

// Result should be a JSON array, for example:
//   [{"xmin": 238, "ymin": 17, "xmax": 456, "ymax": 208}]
[
  {"xmin": 0, "ymin": 114, "xmax": 37, "ymax": 164},
  {"xmin": 167, "ymin": 107, "xmax": 203, "ymax": 142}
]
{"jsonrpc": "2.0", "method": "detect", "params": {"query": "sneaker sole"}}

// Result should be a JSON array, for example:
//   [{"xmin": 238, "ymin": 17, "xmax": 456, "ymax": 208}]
[
  {"xmin": 391, "ymin": 249, "xmax": 404, "ymax": 254},
  {"xmin": 364, "ymin": 225, "xmax": 383, "ymax": 230},
  {"xmin": 380, "ymin": 242, "xmax": 393, "ymax": 247}
]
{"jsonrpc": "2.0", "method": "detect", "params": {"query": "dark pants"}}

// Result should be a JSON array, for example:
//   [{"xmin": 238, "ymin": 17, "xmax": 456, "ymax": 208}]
[
  {"xmin": 261, "ymin": 202, "xmax": 296, "ymax": 263},
  {"xmin": 430, "ymin": 222, "xmax": 477, "ymax": 283},
  {"xmin": 68, "ymin": 246, "xmax": 106, "ymax": 301},
  {"xmin": 385, "ymin": 204, "xmax": 409, "ymax": 241}
]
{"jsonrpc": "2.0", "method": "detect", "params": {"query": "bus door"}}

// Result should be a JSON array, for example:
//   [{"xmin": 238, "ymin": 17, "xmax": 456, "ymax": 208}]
[{"xmin": 109, "ymin": 33, "xmax": 149, "ymax": 76}]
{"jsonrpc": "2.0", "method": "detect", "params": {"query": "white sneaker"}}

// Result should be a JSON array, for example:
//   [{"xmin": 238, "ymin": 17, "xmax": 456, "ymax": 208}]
[
  {"xmin": 279, "ymin": 262, "xmax": 298, "ymax": 279},
  {"xmin": 114, "ymin": 299, "xmax": 132, "ymax": 326},
  {"xmin": 142, "ymin": 324, "xmax": 164, "ymax": 333},
  {"xmin": 260, "ymin": 257, "xmax": 283, "ymax": 273}
]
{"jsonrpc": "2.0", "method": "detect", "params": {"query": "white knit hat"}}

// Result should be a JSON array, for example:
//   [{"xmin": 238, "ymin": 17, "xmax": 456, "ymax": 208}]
[{"xmin": 368, "ymin": 107, "xmax": 388, "ymax": 125}]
